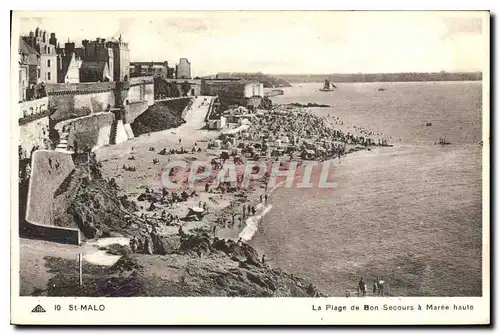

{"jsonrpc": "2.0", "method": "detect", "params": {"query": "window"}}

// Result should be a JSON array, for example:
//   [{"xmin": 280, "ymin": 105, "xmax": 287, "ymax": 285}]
[
  {"xmin": 37, "ymin": 69, "xmax": 40, "ymax": 78},
  {"xmin": 47, "ymin": 59, "xmax": 51, "ymax": 67},
  {"xmin": 48, "ymin": 72, "xmax": 51, "ymax": 81}
]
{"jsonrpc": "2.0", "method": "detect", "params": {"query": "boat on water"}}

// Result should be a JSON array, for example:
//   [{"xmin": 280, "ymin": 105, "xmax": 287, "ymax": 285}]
[
  {"xmin": 319, "ymin": 79, "xmax": 336, "ymax": 92},
  {"xmin": 437, "ymin": 138, "xmax": 451, "ymax": 145}
]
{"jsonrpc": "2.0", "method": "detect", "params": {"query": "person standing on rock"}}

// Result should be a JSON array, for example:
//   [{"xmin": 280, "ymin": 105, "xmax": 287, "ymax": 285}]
[
  {"xmin": 264, "ymin": 194, "xmax": 268, "ymax": 204},
  {"xmin": 179, "ymin": 138, "xmax": 182, "ymax": 145},
  {"xmin": 373, "ymin": 278, "xmax": 378, "ymax": 295},
  {"xmin": 129, "ymin": 236, "xmax": 137, "ymax": 253},
  {"xmin": 377, "ymin": 277, "xmax": 385, "ymax": 296},
  {"xmin": 358, "ymin": 277, "xmax": 366, "ymax": 297}
]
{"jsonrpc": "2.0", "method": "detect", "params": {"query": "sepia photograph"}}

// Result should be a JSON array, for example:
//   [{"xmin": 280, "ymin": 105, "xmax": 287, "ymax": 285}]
[{"xmin": 10, "ymin": 9, "xmax": 490, "ymax": 325}]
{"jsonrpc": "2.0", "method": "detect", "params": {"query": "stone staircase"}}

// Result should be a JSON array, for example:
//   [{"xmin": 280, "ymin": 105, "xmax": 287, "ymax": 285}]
[
  {"xmin": 109, "ymin": 120, "xmax": 118, "ymax": 145},
  {"xmin": 55, "ymin": 132, "xmax": 71, "ymax": 152}
]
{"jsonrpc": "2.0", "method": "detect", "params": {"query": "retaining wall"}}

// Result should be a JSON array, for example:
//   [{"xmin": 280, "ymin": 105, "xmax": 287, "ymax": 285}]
[
  {"xmin": 18, "ymin": 116, "xmax": 51, "ymax": 160},
  {"xmin": 24, "ymin": 150, "xmax": 81, "ymax": 245},
  {"xmin": 54, "ymin": 112, "xmax": 115, "ymax": 152}
]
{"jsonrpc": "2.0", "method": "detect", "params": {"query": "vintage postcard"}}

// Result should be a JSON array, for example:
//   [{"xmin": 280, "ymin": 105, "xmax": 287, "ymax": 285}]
[{"xmin": 10, "ymin": 10, "xmax": 490, "ymax": 325}]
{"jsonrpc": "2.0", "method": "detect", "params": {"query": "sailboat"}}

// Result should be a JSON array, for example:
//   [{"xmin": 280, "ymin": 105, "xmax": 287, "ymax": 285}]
[
  {"xmin": 319, "ymin": 79, "xmax": 336, "ymax": 92},
  {"xmin": 437, "ymin": 137, "xmax": 451, "ymax": 145}
]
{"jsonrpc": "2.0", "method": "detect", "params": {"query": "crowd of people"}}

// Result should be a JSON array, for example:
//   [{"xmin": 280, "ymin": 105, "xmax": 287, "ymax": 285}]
[
  {"xmin": 209, "ymin": 105, "xmax": 391, "ymax": 166},
  {"xmin": 357, "ymin": 277, "xmax": 387, "ymax": 297}
]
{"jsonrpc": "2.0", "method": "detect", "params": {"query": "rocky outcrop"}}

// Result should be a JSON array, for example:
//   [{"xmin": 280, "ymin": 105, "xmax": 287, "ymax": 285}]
[
  {"xmin": 46, "ymin": 161, "xmax": 324, "ymax": 297},
  {"xmin": 43, "ymin": 232, "xmax": 324, "ymax": 297}
]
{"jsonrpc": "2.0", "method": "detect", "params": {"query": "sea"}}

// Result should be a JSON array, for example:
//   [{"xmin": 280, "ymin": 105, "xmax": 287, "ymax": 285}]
[{"xmin": 251, "ymin": 81, "xmax": 484, "ymax": 297}]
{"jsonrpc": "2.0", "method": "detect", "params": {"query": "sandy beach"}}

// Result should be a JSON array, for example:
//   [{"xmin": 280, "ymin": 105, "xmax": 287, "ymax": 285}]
[{"xmin": 92, "ymin": 95, "xmax": 390, "ymax": 256}]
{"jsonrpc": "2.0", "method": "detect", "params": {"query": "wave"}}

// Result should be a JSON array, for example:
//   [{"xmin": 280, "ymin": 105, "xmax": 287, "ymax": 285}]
[
  {"xmin": 238, "ymin": 176, "xmax": 289, "ymax": 241},
  {"xmin": 238, "ymin": 204, "xmax": 273, "ymax": 241}
]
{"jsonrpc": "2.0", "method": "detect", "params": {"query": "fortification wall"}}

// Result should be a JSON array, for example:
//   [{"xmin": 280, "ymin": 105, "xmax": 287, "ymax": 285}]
[
  {"xmin": 55, "ymin": 112, "xmax": 115, "ymax": 152},
  {"xmin": 24, "ymin": 150, "xmax": 81, "ymax": 245},
  {"xmin": 124, "ymin": 100, "xmax": 149, "ymax": 124},
  {"xmin": 18, "ymin": 116, "xmax": 51, "ymax": 160},
  {"xmin": 47, "ymin": 82, "xmax": 115, "ymax": 123}
]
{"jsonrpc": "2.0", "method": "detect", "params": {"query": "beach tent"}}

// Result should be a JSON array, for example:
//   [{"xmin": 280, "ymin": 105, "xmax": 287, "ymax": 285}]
[
  {"xmin": 186, "ymin": 207, "xmax": 205, "ymax": 221},
  {"xmin": 301, "ymin": 149, "xmax": 315, "ymax": 160}
]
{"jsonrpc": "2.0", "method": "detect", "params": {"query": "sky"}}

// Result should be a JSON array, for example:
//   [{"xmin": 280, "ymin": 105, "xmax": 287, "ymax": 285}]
[{"xmin": 18, "ymin": 11, "xmax": 488, "ymax": 77}]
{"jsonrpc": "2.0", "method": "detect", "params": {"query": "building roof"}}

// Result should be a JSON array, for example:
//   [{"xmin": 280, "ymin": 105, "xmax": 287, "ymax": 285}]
[
  {"xmin": 19, "ymin": 38, "xmax": 40, "ymax": 66},
  {"xmin": 19, "ymin": 37, "xmax": 39, "ymax": 56},
  {"xmin": 80, "ymin": 60, "xmax": 110, "ymax": 81}
]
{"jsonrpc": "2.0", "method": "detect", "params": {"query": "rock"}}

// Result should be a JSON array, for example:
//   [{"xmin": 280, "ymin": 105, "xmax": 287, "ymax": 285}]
[
  {"xmin": 150, "ymin": 233, "xmax": 181, "ymax": 255},
  {"xmin": 108, "ymin": 231, "xmax": 123, "ymax": 237},
  {"xmin": 143, "ymin": 236, "xmax": 154, "ymax": 255}
]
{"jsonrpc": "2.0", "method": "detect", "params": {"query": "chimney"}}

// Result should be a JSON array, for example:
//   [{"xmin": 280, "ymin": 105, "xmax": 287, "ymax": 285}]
[
  {"xmin": 49, "ymin": 32, "xmax": 57, "ymax": 47},
  {"xmin": 65, "ymin": 42, "xmax": 75, "ymax": 55}
]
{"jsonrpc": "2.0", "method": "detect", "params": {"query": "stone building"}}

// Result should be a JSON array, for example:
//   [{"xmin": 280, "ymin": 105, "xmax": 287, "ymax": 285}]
[
  {"xmin": 81, "ymin": 36, "xmax": 130, "ymax": 82},
  {"xmin": 201, "ymin": 79, "xmax": 264, "ymax": 107},
  {"xmin": 22, "ymin": 28, "xmax": 58, "ymax": 84},
  {"xmin": 176, "ymin": 58, "xmax": 191, "ymax": 79},
  {"xmin": 130, "ymin": 61, "xmax": 169, "ymax": 78}
]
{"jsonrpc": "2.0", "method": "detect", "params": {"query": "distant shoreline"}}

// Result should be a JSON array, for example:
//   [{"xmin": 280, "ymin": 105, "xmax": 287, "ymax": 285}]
[{"xmin": 274, "ymin": 72, "xmax": 482, "ymax": 84}]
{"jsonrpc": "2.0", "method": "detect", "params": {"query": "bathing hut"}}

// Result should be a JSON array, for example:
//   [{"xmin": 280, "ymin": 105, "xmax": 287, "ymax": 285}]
[{"xmin": 301, "ymin": 149, "xmax": 315, "ymax": 160}]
